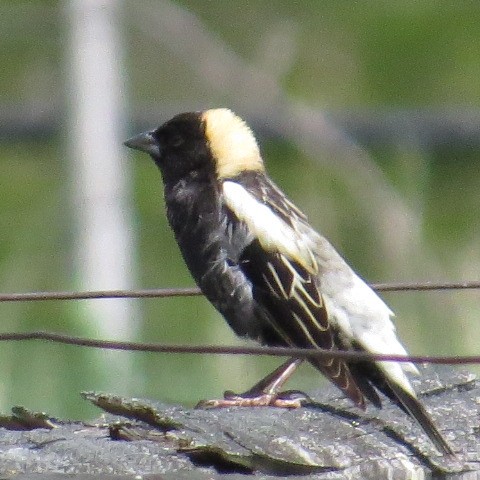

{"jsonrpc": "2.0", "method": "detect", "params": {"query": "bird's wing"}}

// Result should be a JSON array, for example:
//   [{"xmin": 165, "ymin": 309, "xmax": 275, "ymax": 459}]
[
  {"xmin": 222, "ymin": 179, "xmax": 367, "ymax": 408},
  {"xmin": 222, "ymin": 178, "xmax": 454, "ymax": 454}
]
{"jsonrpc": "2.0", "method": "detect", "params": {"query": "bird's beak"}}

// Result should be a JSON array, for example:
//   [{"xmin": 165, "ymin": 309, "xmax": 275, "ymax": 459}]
[{"xmin": 124, "ymin": 131, "xmax": 161, "ymax": 157}]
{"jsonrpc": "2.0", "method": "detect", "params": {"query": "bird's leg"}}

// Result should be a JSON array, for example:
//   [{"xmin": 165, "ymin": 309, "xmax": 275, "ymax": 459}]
[
  {"xmin": 240, "ymin": 357, "xmax": 303, "ymax": 396},
  {"xmin": 196, "ymin": 358, "xmax": 309, "ymax": 409}
]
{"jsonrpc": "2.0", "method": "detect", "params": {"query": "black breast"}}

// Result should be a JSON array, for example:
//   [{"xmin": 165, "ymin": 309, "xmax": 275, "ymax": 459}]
[{"xmin": 163, "ymin": 174, "xmax": 269, "ymax": 341}]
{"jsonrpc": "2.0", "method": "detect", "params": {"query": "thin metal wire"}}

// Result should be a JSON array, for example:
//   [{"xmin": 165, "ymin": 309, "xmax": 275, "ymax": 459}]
[
  {"xmin": 0, "ymin": 280, "xmax": 479, "ymax": 303},
  {"xmin": 0, "ymin": 331, "xmax": 478, "ymax": 365},
  {"xmin": 0, "ymin": 287, "xmax": 202, "ymax": 302},
  {"xmin": 373, "ymin": 280, "xmax": 480, "ymax": 292},
  {"xmin": 0, "ymin": 281, "xmax": 478, "ymax": 364}
]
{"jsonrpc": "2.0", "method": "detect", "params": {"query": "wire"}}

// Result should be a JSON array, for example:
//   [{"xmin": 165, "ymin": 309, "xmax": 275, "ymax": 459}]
[
  {"xmin": 0, "ymin": 280, "xmax": 479, "ymax": 303},
  {"xmin": 0, "ymin": 281, "xmax": 478, "ymax": 364},
  {"xmin": 0, "ymin": 331, "xmax": 478, "ymax": 365},
  {"xmin": 0, "ymin": 287, "xmax": 201, "ymax": 302},
  {"xmin": 373, "ymin": 280, "xmax": 480, "ymax": 292}
]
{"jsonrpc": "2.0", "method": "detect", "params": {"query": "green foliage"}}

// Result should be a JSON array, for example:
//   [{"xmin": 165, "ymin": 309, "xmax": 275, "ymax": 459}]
[{"xmin": 0, "ymin": 0, "xmax": 479, "ymax": 417}]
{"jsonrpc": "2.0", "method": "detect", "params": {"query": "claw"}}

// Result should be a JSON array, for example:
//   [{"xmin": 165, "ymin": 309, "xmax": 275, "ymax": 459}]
[
  {"xmin": 195, "ymin": 390, "xmax": 309, "ymax": 409},
  {"xmin": 195, "ymin": 394, "xmax": 275, "ymax": 409},
  {"xmin": 195, "ymin": 358, "xmax": 307, "ymax": 410}
]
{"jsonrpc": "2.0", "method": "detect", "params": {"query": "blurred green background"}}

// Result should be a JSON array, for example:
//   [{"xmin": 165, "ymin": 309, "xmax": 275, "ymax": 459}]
[{"xmin": 0, "ymin": 0, "xmax": 479, "ymax": 420}]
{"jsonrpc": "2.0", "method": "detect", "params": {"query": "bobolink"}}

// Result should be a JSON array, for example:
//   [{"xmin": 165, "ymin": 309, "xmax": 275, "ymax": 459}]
[{"xmin": 125, "ymin": 108, "xmax": 453, "ymax": 455}]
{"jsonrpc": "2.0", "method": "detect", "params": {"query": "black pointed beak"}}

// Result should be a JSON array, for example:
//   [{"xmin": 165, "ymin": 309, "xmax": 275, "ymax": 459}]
[{"xmin": 124, "ymin": 131, "xmax": 161, "ymax": 157}]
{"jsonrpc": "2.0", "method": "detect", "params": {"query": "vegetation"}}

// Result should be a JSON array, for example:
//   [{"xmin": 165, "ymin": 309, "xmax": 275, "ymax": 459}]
[{"xmin": 0, "ymin": 1, "xmax": 478, "ymax": 418}]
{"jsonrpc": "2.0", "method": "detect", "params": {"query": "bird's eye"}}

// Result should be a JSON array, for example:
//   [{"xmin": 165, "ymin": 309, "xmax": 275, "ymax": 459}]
[{"xmin": 171, "ymin": 135, "xmax": 184, "ymax": 147}]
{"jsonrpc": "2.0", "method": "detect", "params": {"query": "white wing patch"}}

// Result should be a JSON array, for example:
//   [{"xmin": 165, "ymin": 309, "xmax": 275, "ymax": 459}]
[{"xmin": 223, "ymin": 181, "xmax": 317, "ymax": 274}]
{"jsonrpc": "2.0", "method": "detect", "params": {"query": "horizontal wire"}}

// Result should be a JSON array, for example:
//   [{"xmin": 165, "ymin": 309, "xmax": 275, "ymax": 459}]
[
  {"xmin": 0, "ymin": 331, "xmax": 478, "ymax": 365},
  {"xmin": 373, "ymin": 280, "xmax": 480, "ymax": 292},
  {"xmin": 0, "ymin": 283, "xmax": 478, "ymax": 364},
  {"xmin": 0, "ymin": 280, "xmax": 479, "ymax": 303},
  {"xmin": 0, "ymin": 287, "xmax": 202, "ymax": 302}
]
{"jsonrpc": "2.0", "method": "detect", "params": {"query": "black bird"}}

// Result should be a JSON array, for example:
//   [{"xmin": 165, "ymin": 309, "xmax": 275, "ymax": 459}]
[{"xmin": 124, "ymin": 108, "xmax": 453, "ymax": 455}]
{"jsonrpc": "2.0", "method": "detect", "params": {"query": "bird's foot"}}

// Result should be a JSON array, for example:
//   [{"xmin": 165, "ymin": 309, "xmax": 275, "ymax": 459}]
[{"xmin": 195, "ymin": 389, "xmax": 311, "ymax": 409}]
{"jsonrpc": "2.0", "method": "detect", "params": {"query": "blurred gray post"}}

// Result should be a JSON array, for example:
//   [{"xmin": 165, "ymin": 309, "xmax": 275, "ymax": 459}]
[{"xmin": 65, "ymin": 0, "xmax": 139, "ymax": 393}]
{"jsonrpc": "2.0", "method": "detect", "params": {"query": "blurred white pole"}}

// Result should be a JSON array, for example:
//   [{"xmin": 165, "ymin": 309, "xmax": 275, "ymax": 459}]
[{"xmin": 65, "ymin": 0, "xmax": 139, "ymax": 393}]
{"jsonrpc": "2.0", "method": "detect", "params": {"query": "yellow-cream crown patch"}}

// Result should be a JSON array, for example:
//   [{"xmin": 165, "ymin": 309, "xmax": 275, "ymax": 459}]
[{"xmin": 202, "ymin": 109, "xmax": 264, "ymax": 179}]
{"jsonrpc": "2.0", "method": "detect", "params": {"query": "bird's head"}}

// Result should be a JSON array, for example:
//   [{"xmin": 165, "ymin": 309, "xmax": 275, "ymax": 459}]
[{"xmin": 124, "ymin": 108, "xmax": 265, "ymax": 182}]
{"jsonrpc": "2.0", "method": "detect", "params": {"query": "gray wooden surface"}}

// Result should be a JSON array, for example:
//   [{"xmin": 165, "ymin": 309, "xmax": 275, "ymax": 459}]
[{"xmin": 0, "ymin": 366, "xmax": 478, "ymax": 479}]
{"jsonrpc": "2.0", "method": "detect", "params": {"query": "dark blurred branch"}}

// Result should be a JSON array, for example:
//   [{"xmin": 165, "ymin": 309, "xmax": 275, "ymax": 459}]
[
  {"xmin": 0, "ymin": 102, "xmax": 59, "ymax": 140},
  {"xmin": 335, "ymin": 108, "xmax": 480, "ymax": 149},
  {"xmin": 1, "ymin": 101, "xmax": 480, "ymax": 148}
]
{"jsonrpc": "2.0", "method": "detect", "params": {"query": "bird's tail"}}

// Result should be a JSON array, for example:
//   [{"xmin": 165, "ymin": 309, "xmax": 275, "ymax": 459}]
[
  {"xmin": 311, "ymin": 357, "xmax": 367, "ymax": 410},
  {"xmin": 386, "ymin": 378, "xmax": 454, "ymax": 455}
]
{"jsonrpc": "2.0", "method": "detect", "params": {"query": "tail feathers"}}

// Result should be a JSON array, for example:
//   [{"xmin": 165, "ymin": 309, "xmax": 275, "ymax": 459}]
[
  {"xmin": 387, "ymin": 379, "xmax": 454, "ymax": 455},
  {"xmin": 311, "ymin": 357, "xmax": 367, "ymax": 410},
  {"xmin": 309, "ymin": 341, "xmax": 453, "ymax": 454},
  {"xmin": 348, "ymin": 363, "xmax": 383, "ymax": 409}
]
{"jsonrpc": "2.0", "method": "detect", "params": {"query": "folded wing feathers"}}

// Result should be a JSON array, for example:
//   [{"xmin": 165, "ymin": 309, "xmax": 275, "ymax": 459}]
[
  {"xmin": 223, "ymin": 181, "xmax": 317, "ymax": 274},
  {"xmin": 223, "ymin": 179, "xmax": 366, "ymax": 408},
  {"xmin": 221, "ymin": 176, "xmax": 453, "ymax": 453}
]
